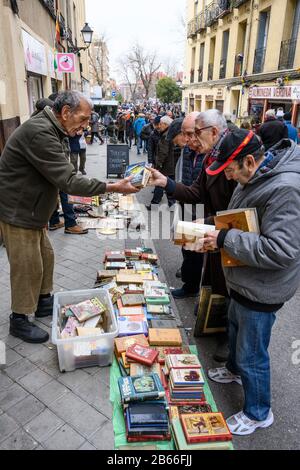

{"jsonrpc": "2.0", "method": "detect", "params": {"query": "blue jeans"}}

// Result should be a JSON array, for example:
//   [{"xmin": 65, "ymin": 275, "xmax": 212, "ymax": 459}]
[
  {"xmin": 137, "ymin": 136, "xmax": 147, "ymax": 154},
  {"xmin": 49, "ymin": 192, "xmax": 76, "ymax": 229},
  {"xmin": 226, "ymin": 299, "xmax": 276, "ymax": 421}
]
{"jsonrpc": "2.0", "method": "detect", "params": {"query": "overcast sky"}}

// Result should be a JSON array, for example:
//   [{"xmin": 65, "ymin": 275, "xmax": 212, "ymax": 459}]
[{"xmin": 85, "ymin": 0, "xmax": 187, "ymax": 82}]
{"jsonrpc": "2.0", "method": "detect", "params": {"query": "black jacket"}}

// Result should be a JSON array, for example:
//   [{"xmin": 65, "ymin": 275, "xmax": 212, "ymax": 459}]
[
  {"xmin": 148, "ymin": 129, "xmax": 160, "ymax": 164},
  {"xmin": 156, "ymin": 128, "xmax": 174, "ymax": 176},
  {"xmin": 258, "ymin": 118, "xmax": 288, "ymax": 150}
]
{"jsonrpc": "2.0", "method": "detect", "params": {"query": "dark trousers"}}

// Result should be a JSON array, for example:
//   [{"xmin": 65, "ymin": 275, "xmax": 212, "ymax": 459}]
[
  {"xmin": 181, "ymin": 248, "xmax": 204, "ymax": 292},
  {"xmin": 151, "ymin": 175, "xmax": 175, "ymax": 207},
  {"xmin": 49, "ymin": 192, "xmax": 76, "ymax": 229},
  {"xmin": 70, "ymin": 150, "xmax": 86, "ymax": 173}
]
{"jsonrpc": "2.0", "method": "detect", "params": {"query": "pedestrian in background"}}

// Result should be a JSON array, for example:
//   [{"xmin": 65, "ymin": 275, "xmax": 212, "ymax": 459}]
[{"xmin": 258, "ymin": 109, "xmax": 288, "ymax": 150}]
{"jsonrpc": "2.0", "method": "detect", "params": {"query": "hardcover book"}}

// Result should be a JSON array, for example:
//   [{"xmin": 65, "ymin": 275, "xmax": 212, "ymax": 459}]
[
  {"xmin": 180, "ymin": 412, "xmax": 232, "ymax": 443},
  {"xmin": 68, "ymin": 195, "xmax": 100, "ymax": 206},
  {"xmin": 148, "ymin": 328, "xmax": 183, "ymax": 347},
  {"xmin": 114, "ymin": 334, "xmax": 149, "ymax": 357},
  {"xmin": 118, "ymin": 373, "xmax": 165, "ymax": 403},
  {"xmin": 124, "ymin": 163, "xmax": 152, "ymax": 188},
  {"xmin": 61, "ymin": 317, "xmax": 80, "ymax": 339},
  {"xmin": 76, "ymin": 327, "xmax": 104, "ymax": 337},
  {"xmin": 121, "ymin": 294, "xmax": 145, "ymax": 306},
  {"xmin": 155, "ymin": 346, "xmax": 191, "ymax": 364},
  {"xmin": 170, "ymin": 404, "xmax": 212, "ymax": 416},
  {"xmin": 130, "ymin": 362, "xmax": 161, "ymax": 377},
  {"xmin": 146, "ymin": 304, "xmax": 171, "ymax": 315},
  {"xmin": 173, "ymin": 221, "xmax": 215, "ymax": 246},
  {"xmin": 105, "ymin": 262, "xmax": 127, "ymax": 270},
  {"xmin": 171, "ymin": 417, "xmax": 231, "ymax": 450},
  {"xmin": 166, "ymin": 354, "xmax": 201, "ymax": 370},
  {"xmin": 215, "ymin": 208, "xmax": 260, "ymax": 267},
  {"xmin": 117, "ymin": 317, "xmax": 148, "ymax": 337},
  {"xmin": 126, "ymin": 343, "xmax": 159, "ymax": 366},
  {"xmin": 128, "ymin": 403, "xmax": 168, "ymax": 425},
  {"xmin": 170, "ymin": 368, "xmax": 205, "ymax": 386}
]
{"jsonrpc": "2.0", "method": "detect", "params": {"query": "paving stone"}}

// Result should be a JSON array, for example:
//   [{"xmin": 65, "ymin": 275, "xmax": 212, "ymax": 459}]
[
  {"xmin": 33, "ymin": 379, "xmax": 69, "ymax": 406},
  {"xmin": 0, "ymin": 428, "xmax": 39, "ymax": 450},
  {"xmin": 48, "ymin": 392, "xmax": 88, "ymax": 421},
  {"xmin": 25, "ymin": 409, "xmax": 64, "ymax": 441},
  {"xmin": 74, "ymin": 375, "xmax": 112, "ymax": 419},
  {"xmin": 37, "ymin": 357, "xmax": 61, "ymax": 379},
  {"xmin": 43, "ymin": 424, "xmax": 85, "ymax": 450},
  {"xmin": 0, "ymin": 382, "xmax": 29, "ymax": 412},
  {"xmin": 18, "ymin": 369, "xmax": 53, "ymax": 393},
  {"xmin": 0, "ymin": 371, "xmax": 14, "ymax": 390},
  {"xmin": 57, "ymin": 368, "xmax": 90, "ymax": 390},
  {"xmin": 5, "ymin": 358, "xmax": 38, "ymax": 381},
  {"xmin": 0, "ymin": 322, "xmax": 10, "ymax": 340},
  {"xmin": 88, "ymin": 420, "xmax": 114, "ymax": 450},
  {"xmin": 3, "ymin": 335, "xmax": 24, "ymax": 349},
  {"xmin": 65, "ymin": 404, "xmax": 107, "ymax": 439},
  {"xmin": 5, "ymin": 348, "xmax": 23, "ymax": 367},
  {"xmin": 78, "ymin": 441, "xmax": 97, "ymax": 450},
  {"xmin": 7, "ymin": 395, "xmax": 45, "ymax": 425},
  {"xmin": 0, "ymin": 413, "xmax": 19, "ymax": 443},
  {"xmin": 27, "ymin": 345, "xmax": 56, "ymax": 365},
  {"xmin": 14, "ymin": 342, "xmax": 46, "ymax": 359}
]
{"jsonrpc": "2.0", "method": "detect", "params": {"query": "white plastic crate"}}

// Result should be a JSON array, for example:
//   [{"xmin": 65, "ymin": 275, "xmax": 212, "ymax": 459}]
[{"xmin": 52, "ymin": 289, "xmax": 118, "ymax": 372}]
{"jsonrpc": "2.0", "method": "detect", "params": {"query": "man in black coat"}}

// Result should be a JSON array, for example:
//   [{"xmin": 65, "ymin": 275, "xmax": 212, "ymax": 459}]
[{"xmin": 258, "ymin": 109, "xmax": 288, "ymax": 150}]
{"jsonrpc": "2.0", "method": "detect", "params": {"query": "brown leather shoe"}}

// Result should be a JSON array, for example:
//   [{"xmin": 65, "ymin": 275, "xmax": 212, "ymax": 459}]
[
  {"xmin": 49, "ymin": 222, "xmax": 64, "ymax": 231},
  {"xmin": 64, "ymin": 224, "xmax": 88, "ymax": 235}
]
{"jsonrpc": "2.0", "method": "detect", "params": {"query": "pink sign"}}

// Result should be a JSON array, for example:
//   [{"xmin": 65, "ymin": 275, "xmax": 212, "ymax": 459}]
[{"xmin": 57, "ymin": 53, "xmax": 76, "ymax": 73}]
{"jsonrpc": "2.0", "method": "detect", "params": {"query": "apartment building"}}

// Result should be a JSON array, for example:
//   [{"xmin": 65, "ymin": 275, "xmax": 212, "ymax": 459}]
[
  {"xmin": 0, "ymin": 0, "xmax": 90, "ymax": 153},
  {"xmin": 183, "ymin": 0, "xmax": 300, "ymax": 126}
]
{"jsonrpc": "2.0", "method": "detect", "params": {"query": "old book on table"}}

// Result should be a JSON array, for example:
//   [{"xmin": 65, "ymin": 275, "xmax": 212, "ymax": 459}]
[
  {"xmin": 146, "ymin": 304, "xmax": 171, "ymax": 314},
  {"xmin": 155, "ymin": 346, "xmax": 191, "ymax": 364},
  {"xmin": 114, "ymin": 334, "xmax": 149, "ymax": 357},
  {"xmin": 170, "ymin": 368, "xmax": 205, "ymax": 387},
  {"xmin": 68, "ymin": 195, "xmax": 100, "ymax": 206},
  {"xmin": 130, "ymin": 362, "xmax": 162, "ymax": 377},
  {"xmin": 148, "ymin": 328, "xmax": 182, "ymax": 347},
  {"xmin": 118, "ymin": 373, "xmax": 165, "ymax": 403},
  {"xmin": 173, "ymin": 221, "xmax": 215, "ymax": 246},
  {"xmin": 215, "ymin": 208, "xmax": 260, "ymax": 267},
  {"xmin": 180, "ymin": 412, "xmax": 232, "ymax": 443},
  {"xmin": 117, "ymin": 317, "xmax": 148, "ymax": 337},
  {"xmin": 126, "ymin": 343, "xmax": 159, "ymax": 366},
  {"xmin": 171, "ymin": 416, "xmax": 231, "ymax": 450},
  {"xmin": 97, "ymin": 270, "xmax": 119, "ymax": 280},
  {"xmin": 166, "ymin": 354, "xmax": 201, "ymax": 371},
  {"xmin": 170, "ymin": 404, "xmax": 212, "ymax": 416},
  {"xmin": 117, "ymin": 300, "xmax": 145, "ymax": 317},
  {"xmin": 105, "ymin": 262, "xmax": 127, "ymax": 270},
  {"xmin": 121, "ymin": 294, "xmax": 145, "ymax": 306}
]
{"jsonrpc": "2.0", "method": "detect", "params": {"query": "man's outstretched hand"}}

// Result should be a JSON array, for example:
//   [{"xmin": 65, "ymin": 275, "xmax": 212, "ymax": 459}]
[
  {"xmin": 147, "ymin": 167, "xmax": 168, "ymax": 188},
  {"xmin": 106, "ymin": 176, "xmax": 140, "ymax": 194}
]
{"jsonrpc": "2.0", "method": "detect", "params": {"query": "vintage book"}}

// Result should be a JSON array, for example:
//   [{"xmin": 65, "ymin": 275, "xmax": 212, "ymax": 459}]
[
  {"xmin": 127, "ymin": 403, "xmax": 168, "ymax": 427},
  {"xmin": 118, "ymin": 373, "xmax": 165, "ymax": 403},
  {"xmin": 166, "ymin": 354, "xmax": 201, "ymax": 371},
  {"xmin": 114, "ymin": 334, "xmax": 149, "ymax": 357},
  {"xmin": 146, "ymin": 304, "xmax": 171, "ymax": 314},
  {"xmin": 105, "ymin": 254, "xmax": 126, "ymax": 263},
  {"xmin": 141, "ymin": 253, "xmax": 158, "ymax": 264},
  {"xmin": 105, "ymin": 262, "xmax": 127, "ymax": 270},
  {"xmin": 170, "ymin": 368, "xmax": 205, "ymax": 386},
  {"xmin": 155, "ymin": 346, "xmax": 191, "ymax": 364},
  {"xmin": 165, "ymin": 389, "xmax": 207, "ymax": 406},
  {"xmin": 121, "ymin": 352, "xmax": 132, "ymax": 369},
  {"xmin": 118, "ymin": 358, "xmax": 129, "ymax": 377},
  {"xmin": 130, "ymin": 362, "xmax": 161, "ymax": 377},
  {"xmin": 126, "ymin": 343, "xmax": 159, "ymax": 366},
  {"xmin": 61, "ymin": 317, "xmax": 80, "ymax": 339},
  {"xmin": 173, "ymin": 221, "xmax": 215, "ymax": 246},
  {"xmin": 125, "ymin": 285, "xmax": 145, "ymax": 294},
  {"xmin": 97, "ymin": 270, "xmax": 119, "ymax": 280},
  {"xmin": 180, "ymin": 412, "xmax": 232, "ymax": 443},
  {"xmin": 148, "ymin": 328, "xmax": 182, "ymax": 347},
  {"xmin": 118, "ymin": 304, "xmax": 145, "ymax": 317},
  {"xmin": 116, "ymin": 273, "xmax": 154, "ymax": 284},
  {"xmin": 68, "ymin": 195, "xmax": 100, "ymax": 206},
  {"xmin": 69, "ymin": 298, "xmax": 106, "ymax": 323},
  {"xmin": 170, "ymin": 404, "xmax": 212, "ymax": 416},
  {"xmin": 171, "ymin": 416, "xmax": 231, "ymax": 450},
  {"xmin": 76, "ymin": 327, "xmax": 104, "ymax": 337},
  {"xmin": 121, "ymin": 294, "xmax": 145, "ymax": 306},
  {"xmin": 215, "ymin": 208, "xmax": 260, "ymax": 267},
  {"xmin": 117, "ymin": 317, "xmax": 148, "ymax": 337},
  {"xmin": 124, "ymin": 249, "xmax": 142, "ymax": 259},
  {"xmin": 124, "ymin": 162, "xmax": 152, "ymax": 188},
  {"xmin": 83, "ymin": 314, "xmax": 103, "ymax": 329}
]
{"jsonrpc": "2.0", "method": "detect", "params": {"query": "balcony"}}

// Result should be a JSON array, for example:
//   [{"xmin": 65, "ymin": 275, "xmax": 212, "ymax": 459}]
[
  {"xmin": 234, "ymin": 54, "xmax": 244, "ymax": 76},
  {"xmin": 279, "ymin": 39, "xmax": 297, "ymax": 70},
  {"xmin": 232, "ymin": 0, "xmax": 249, "ymax": 7},
  {"xmin": 208, "ymin": 63, "xmax": 214, "ymax": 81},
  {"xmin": 253, "ymin": 47, "xmax": 266, "ymax": 74},
  {"xmin": 187, "ymin": 19, "xmax": 197, "ymax": 38},
  {"xmin": 219, "ymin": 58, "xmax": 227, "ymax": 79},
  {"xmin": 190, "ymin": 70, "xmax": 195, "ymax": 84},
  {"xmin": 198, "ymin": 65, "xmax": 203, "ymax": 82},
  {"xmin": 39, "ymin": 0, "xmax": 56, "ymax": 19},
  {"xmin": 204, "ymin": 0, "xmax": 231, "ymax": 28},
  {"xmin": 195, "ymin": 12, "xmax": 206, "ymax": 33}
]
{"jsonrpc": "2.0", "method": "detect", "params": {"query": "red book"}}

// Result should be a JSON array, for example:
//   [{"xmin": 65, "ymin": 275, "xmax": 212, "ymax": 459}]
[
  {"xmin": 126, "ymin": 343, "xmax": 159, "ymax": 366},
  {"xmin": 180, "ymin": 412, "xmax": 232, "ymax": 443},
  {"xmin": 165, "ymin": 389, "xmax": 208, "ymax": 406}
]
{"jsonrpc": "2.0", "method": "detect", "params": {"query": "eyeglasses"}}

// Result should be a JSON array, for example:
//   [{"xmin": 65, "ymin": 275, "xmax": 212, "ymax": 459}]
[{"xmin": 194, "ymin": 125, "xmax": 213, "ymax": 136}]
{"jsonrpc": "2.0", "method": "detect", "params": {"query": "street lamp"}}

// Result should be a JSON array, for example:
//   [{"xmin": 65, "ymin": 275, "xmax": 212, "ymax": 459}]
[{"xmin": 68, "ymin": 23, "xmax": 94, "ymax": 54}]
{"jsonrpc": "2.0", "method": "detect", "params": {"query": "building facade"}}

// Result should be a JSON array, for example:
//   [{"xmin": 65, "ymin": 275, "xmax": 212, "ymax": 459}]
[
  {"xmin": 89, "ymin": 34, "xmax": 110, "ymax": 99},
  {"xmin": 183, "ymin": 0, "xmax": 300, "ymax": 126},
  {"xmin": 0, "ymin": 0, "xmax": 90, "ymax": 153}
]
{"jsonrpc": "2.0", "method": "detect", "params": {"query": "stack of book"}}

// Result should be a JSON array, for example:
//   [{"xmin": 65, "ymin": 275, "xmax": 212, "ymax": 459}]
[
  {"xmin": 118, "ymin": 373, "xmax": 171, "ymax": 442},
  {"xmin": 168, "ymin": 367, "xmax": 205, "ymax": 402},
  {"xmin": 124, "ymin": 162, "xmax": 152, "ymax": 189}
]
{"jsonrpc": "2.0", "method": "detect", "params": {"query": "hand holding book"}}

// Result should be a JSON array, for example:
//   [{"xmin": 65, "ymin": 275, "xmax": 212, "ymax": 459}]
[{"xmin": 184, "ymin": 231, "xmax": 220, "ymax": 253}]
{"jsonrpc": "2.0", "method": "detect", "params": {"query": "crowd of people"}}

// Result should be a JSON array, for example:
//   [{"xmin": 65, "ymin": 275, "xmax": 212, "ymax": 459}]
[{"xmin": 1, "ymin": 89, "xmax": 300, "ymax": 438}]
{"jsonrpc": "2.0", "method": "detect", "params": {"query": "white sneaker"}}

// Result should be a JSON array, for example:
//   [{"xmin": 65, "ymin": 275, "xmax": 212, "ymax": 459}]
[
  {"xmin": 208, "ymin": 367, "xmax": 242, "ymax": 385},
  {"xmin": 227, "ymin": 410, "xmax": 274, "ymax": 436}
]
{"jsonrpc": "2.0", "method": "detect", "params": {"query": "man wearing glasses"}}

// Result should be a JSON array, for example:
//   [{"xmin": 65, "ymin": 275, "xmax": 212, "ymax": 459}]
[{"xmin": 149, "ymin": 109, "xmax": 237, "ymax": 362}]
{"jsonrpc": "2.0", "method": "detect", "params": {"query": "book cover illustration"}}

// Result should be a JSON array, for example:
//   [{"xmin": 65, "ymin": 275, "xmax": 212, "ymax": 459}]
[
  {"xmin": 171, "ymin": 368, "xmax": 205, "ymax": 386},
  {"xmin": 130, "ymin": 362, "xmax": 161, "ymax": 377},
  {"xmin": 117, "ymin": 317, "xmax": 148, "ymax": 337},
  {"xmin": 118, "ymin": 373, "xmax": 165, "ymax": 403},
  {"xmin": 166, "ymin": 354, "xmax": 201, "ymax": 370},
  {"xmin": 68, "ymin": 195, "xmax": 100, "ymax": 206},
  {"xmin": 180, "ymin": 412, "xmax": 232, "ymax": 443},
  {"xmin": 124, "ymin": 163, "xmax": 152, "ymax": 188},
  {"xmin": 69, "ymin": 298, "xmax": 106, "ymax": 323},
  {"xmin": 114, "ymin": 334, "xmax": 149, "ymax": 356}
]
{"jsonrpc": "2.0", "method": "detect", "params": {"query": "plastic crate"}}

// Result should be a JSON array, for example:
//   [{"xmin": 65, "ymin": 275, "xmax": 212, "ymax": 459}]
[{"xmin": 52, "ymin": 289, "xmax": 118, "ymax": 372}]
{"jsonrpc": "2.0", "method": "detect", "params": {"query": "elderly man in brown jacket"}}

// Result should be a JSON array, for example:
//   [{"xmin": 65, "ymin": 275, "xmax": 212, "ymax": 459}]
[{"xmin": 0, "ymin": 90, "xmax": 138, "ymax": 344}]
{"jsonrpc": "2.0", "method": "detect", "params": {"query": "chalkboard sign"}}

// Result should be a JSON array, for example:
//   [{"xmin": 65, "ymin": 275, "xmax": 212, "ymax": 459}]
[{"xmin": 107, "ymin": 144, "xmax": 129, "ymax": 178}]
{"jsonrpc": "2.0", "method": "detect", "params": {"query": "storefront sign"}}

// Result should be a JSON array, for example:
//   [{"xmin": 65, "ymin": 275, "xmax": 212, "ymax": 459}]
[
  {"xmin": 249, "ymin": 85, "xmax": 300, "ymax": 100},
  {"xmin": 57, "ymin": 53, "xmax": 76, "ymax": 73},
  {"xmin": 22, "ymin": 29, "xmax": 47, "ymax": 76}
]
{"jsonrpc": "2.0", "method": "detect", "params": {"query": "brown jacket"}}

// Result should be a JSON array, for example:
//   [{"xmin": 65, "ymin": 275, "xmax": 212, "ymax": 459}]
[{"xmin": 0, "ymin": 107, "xmax": 107, "ymax": 230}]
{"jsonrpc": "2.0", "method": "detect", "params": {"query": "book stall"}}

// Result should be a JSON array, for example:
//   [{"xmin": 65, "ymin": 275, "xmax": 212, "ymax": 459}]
[{"xmin": 51, "ymin": 172, "xmax": 235, "ymax": 450}]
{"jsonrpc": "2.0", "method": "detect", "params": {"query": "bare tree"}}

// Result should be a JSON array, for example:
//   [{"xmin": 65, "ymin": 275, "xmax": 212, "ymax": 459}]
[
  {"xmin": 88, "ymin": 34, "xmax": 109, "ymax": 97},
  {"xmin": 128, "ymin": 43, "xmax": 161, "ymax": 99},
  {"xmin": 162, "ymin": 56, "xmax": 178, "ymax": 79},
  {"xmin": 117, "ymin": 56, "xmax": 140, "ymax": 102}
]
